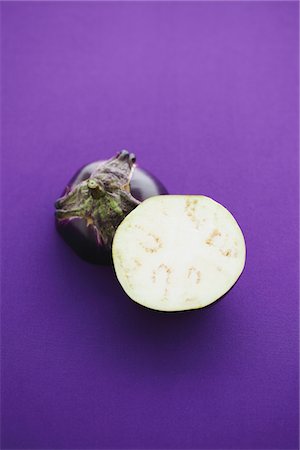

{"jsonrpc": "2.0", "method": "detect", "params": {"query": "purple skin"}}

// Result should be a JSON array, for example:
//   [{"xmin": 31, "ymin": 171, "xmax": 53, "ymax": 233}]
[{"xmin": 55, "ymin": 151, "xmax": 168, "ymax": 264}]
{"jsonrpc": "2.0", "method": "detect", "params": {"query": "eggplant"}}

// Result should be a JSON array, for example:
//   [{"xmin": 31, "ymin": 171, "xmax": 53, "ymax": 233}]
[
  {"xmin": 55, "ymin": 151, "xmax": 168, "ymax": 264},
  {"xmin": 112, "ymin": 195, "xmax": 246, "ymax": 312}
]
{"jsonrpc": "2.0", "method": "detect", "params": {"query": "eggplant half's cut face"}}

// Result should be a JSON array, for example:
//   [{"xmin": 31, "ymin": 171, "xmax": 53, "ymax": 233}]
[{"xmin": 112, "ymin": 195, "xmax": 246, "ymax": 312}]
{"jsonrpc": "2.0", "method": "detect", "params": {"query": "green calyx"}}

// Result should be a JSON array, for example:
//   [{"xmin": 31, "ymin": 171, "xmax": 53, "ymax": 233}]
[{"xmin": 55, "ymin": 151, "xmax": 140, "ymax": 248}]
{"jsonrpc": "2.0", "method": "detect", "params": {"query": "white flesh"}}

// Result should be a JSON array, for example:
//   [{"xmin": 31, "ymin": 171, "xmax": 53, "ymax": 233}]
[{"xmin": 112, "ymin": 195, "xmax": 246, "ymax": 312}]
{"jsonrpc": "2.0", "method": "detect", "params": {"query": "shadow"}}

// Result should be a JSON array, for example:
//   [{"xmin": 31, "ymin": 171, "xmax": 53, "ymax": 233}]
[{"xmin": 112, "ymin": 292, "xmax": 233, "ymax": 376}]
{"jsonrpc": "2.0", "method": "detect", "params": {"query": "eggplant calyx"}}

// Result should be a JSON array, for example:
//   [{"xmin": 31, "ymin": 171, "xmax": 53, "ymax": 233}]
[{"xmin": 55, "ymin": 151, "xmax": 141, "ymax": 248}]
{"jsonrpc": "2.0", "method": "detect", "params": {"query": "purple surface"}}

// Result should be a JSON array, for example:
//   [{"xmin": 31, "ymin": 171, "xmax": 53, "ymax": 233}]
[{"xmin": 1, "ymin": 2, "xmax": 299, "ymax": 449}]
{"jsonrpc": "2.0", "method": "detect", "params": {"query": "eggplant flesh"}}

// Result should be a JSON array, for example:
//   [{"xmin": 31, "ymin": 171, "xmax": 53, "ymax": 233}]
[{"xmin": 112, "ymin": 195, "xmax": 246, "ymax": 312}]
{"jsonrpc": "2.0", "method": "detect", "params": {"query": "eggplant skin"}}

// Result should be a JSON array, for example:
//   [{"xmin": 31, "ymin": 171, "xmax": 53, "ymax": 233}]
[
  {"xmin": 55, "ymin": 217, "xmax": 112, "ymax": 265},
  {"xmin": 55, "ymin": 160, "xmax": 168, "ymax": 265}
]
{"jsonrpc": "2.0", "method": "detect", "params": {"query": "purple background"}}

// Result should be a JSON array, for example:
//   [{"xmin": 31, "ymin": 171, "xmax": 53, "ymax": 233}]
[{"xmin": 1, "ymin": 2, "xmax": 299, "ymax": 449}]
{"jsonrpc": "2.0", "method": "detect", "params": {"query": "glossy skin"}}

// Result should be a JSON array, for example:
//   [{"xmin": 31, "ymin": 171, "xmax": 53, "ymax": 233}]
[{"xmin": 55, "ymin": 151, "xmax": 168, "ymax": 264}]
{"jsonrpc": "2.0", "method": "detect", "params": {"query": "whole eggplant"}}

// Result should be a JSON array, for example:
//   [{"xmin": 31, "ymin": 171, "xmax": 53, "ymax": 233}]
[{"xmin": 55, "ymin": 150, "xmax": 168, "ymax": 264}]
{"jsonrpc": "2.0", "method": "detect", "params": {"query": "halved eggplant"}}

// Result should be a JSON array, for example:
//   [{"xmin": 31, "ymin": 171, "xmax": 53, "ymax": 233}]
[{"xmin": 112, "ymin": 195, "xmax": 246, "ymax": 312}]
